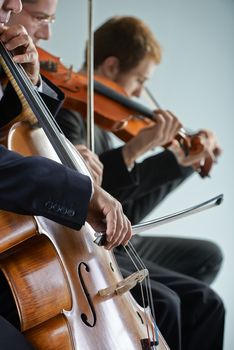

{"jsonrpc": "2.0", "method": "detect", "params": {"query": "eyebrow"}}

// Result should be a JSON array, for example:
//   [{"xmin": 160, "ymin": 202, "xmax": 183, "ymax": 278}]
[{"xmin": 29, "ymin": 10, "xmax": 56, "ymax": 18}]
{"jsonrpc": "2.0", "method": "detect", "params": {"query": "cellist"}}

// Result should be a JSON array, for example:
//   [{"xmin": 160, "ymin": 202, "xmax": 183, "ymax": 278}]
[
  {"xmin": 0, "ymin": 1, "xmax": 132, "ymax": 349},
  {"xmin": 8, "ymin": 4, "xmax": 225, "ymax": 350}
]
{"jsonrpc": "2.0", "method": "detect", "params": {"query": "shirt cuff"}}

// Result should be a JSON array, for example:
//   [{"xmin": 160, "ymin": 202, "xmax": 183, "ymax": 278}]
[
  {"xmin": 34, "ymin": 75, "xmax": 43, "ymax": 92},
  {"xmin": 127, "ymin": 162, "xmax": 135, "ymax": 172}
]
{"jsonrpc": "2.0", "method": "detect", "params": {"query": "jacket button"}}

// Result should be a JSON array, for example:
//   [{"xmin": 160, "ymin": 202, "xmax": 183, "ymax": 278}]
[
  {"xmin": 59, "ymin": 206, "xmax": 67, "ymax": 215},
  {"xmin": 67, "ymin": 209, "xmax": 75, "ymax": 217},
  {"xmin": 45, "ymin": 201, "xmax": 53, "ymax": 210},
  {"xmin": 52, "ymin": 203, "xmax": 59, "ymax": 212}
]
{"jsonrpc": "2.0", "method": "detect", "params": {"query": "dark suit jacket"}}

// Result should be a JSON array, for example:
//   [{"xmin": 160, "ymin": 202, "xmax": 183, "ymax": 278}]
[
  {"xmin": 56, "ymin": 108, "xmax": 194, "ymax": 223},
  {"xmin": 0, "ymin": 78, "xmax": 92, "ymax": 230}
]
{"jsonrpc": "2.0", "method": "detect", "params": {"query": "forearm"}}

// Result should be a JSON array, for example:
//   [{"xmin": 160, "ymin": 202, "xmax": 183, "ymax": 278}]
[
  {"xmin": 0, "ymin": 146, "xmax": 92, "ymax": 230},
  {"xmin": 100, "ymin": 146, "xmax": 139, "ymax": 191}
]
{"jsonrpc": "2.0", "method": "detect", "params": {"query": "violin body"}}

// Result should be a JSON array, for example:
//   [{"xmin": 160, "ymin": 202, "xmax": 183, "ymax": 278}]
[
  {"xmin": 39, "ymin": 47, "xmax": 131, "ymax": 132},
  {"xmin": 0, "ymin": 121, "xmax": 169, "ymax": 350}
]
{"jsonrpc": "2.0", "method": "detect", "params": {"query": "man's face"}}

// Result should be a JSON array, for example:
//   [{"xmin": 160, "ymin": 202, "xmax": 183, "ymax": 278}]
[
  {"xmin": 0, "ymin": 0, "xmax": 22, "ymax": 26},
  {"xmin": 7, "ymin": 0, "xmax": 57, "ymax": 44},
  {"xmin": 114, "ymin": 56, "xmax": 156, "ymax": 98}
]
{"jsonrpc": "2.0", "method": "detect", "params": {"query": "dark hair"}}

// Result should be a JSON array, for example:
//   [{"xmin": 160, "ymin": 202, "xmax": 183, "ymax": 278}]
[{"xmin": 84, "ymin": 16, "xmax": 162, "ymax": 72}]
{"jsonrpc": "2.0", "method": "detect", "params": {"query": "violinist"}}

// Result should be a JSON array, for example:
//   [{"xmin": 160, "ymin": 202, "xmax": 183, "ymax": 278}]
[
  {"xmin": 61, "ymin": 16, "xmax": 223, "ymax": 285},
  {"xmin": 8, "ymin": 5, "xmax": 225, "ymax": 350},
  {"xmin": 0, "ymin": 2, "xmax": 132, "ymax": 349}
]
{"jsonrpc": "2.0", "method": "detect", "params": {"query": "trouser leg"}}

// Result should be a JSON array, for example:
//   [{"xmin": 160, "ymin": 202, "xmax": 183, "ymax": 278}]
[
  {"xmin": 116, "ymin": 253, "xmax": 182, "ymax": 350},
  {"xmin": 143, "ymin": 260, "xmax": 225, "ymax": 350},
  {"xmin": 131, "ymin": 235, "xmax": 223, "ymax": 284},
  {"xmin": 132, "ymin": 278, "xmax": 182, "ymax": 350},
  {"xmin": 0, "ymin": 316, "xmax": 34, "ymax": 350}
]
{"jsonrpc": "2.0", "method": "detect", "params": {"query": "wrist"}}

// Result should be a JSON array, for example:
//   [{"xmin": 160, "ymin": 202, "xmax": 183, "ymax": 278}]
[{"xmin": 122, "ymin": 143, "xmax": 136, "ymax": 169}]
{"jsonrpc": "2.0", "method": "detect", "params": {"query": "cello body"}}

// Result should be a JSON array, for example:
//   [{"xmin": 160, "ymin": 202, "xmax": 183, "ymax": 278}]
[{"xmin": 0, "ymin": 121, "xmax": 169, "ymax": 349}]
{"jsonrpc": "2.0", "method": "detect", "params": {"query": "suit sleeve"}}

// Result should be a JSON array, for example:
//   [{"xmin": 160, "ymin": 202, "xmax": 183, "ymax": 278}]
[
  {"xmin": 100, "ymin": 148, "xmax": 194, "ymax": 197},
  {"xmin": 0, "ymin": 77, "xmax": 93, "ymax": 229},
  {"xmin": 0, "ymin": 146, "xmax": 92, "ymax": 230}
]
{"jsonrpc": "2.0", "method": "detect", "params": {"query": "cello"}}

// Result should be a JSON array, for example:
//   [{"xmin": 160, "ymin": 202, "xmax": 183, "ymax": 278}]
[{"xmin": 0, "ymin": 41, "xmax": 169, "ymax": 350}]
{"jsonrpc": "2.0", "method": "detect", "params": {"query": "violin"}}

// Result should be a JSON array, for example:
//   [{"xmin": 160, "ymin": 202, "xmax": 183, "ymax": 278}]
[
  {"xmin": 38, "ymin": 47, "xmax": 214, "ymax": 177},
  {"xmin": 0, "ymin": 42, "xmax": 169, "ymax": 349}
]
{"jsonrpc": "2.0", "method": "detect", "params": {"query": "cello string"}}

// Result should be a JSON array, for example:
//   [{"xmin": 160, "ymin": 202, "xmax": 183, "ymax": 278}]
[
  {"xmin": 125, "ymin": 242, "xmax": 158, "ymax": 345},
  {"xmin": 123, "ymin": 244, "xmax": 152, "ymax": 344},
  {"xmin": 127, "ymin": 242, "xmax": 158, "ymax": 347},
  {"xmin": 124, "ymin": 243, "xmax": 158, "ymax": 345},
  {"xmin": 126, "ymin": 242, "xmax": 156, "ymax": 321}
]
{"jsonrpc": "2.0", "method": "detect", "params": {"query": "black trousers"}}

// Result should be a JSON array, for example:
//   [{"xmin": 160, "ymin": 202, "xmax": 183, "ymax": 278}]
[
  {"xmin": 111, "ymin": 152, "xmax": 225, "ymax": 348},
  {"xmin": 0, "ymin": 316, "xmax": 34, "ymax": 350},
  {"xmin": 115, "ymin": 250, "xmax": 225, "ymax": 350},
  {"xmin": 111, "ymin": 154, "xmax": 223, "ymax": 285},
  {"xmin": 130, "ymin": 235, "xmax": 223, "ymax": 284}
]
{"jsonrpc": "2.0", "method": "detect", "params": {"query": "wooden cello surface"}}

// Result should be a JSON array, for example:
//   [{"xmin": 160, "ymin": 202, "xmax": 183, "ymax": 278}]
[{"xmin": 0, "ymin": 121, "xmax": 169, "ymax": 350}]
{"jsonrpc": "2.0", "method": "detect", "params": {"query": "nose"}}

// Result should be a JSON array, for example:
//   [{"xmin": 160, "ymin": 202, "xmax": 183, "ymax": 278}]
[
  {"xmin": 4, "ymin": 0, "xmax": 22, "ymax": 14},
  {"xmin": 36, "ymin": 23, "xmax": 51, "ymax": 42},
  {"xmin": 132, "ymin": 86, "xmax": 144, "ymax": 98}
]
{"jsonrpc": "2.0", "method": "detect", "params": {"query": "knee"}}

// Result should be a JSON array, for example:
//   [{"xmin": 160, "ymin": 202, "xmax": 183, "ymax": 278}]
[
  {"xmin": 201, "ymin": 285, "xmax": 225, "ymax": 320},
  {"xmin": 202, "ymin": 240, "xmax": 223, "ymax": 266},
  {"xmin": 210, "ymin": 288, "xmax": 225, "ymax": 316},
  {"xmin": 207, "ymin": 240, "xmax": 223, "ymax": 265},
  {"xmin": 199, "ymin": 240, "xmax": 224, "ymax": 284}
]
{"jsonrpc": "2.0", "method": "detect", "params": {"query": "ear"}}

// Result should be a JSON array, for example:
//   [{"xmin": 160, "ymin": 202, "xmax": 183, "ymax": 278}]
[{"xmin": 97, "ymin": 56, "xmax": 120, "ymax": 80}]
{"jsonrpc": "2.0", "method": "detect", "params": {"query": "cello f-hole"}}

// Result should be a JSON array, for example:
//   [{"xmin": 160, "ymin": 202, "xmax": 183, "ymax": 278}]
[{"xmin": 78, "ymin": 262, "xmax": 97, "ymax": 327}]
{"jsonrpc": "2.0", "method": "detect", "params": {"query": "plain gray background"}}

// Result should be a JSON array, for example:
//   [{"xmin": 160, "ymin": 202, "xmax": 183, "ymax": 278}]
[{"xmin": 41, "ymin": 0, "xmax": 233, "ymax": 348}]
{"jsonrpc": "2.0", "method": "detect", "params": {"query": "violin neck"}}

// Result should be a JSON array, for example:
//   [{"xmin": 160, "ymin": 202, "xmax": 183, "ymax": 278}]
[{"xmin": 94, "ymin": 80, "xmax": 155, "ymax": 120}]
